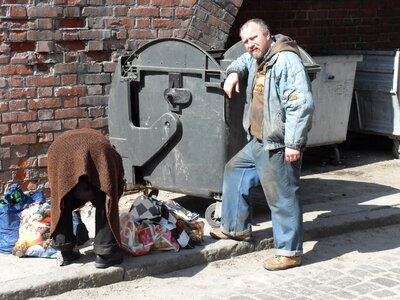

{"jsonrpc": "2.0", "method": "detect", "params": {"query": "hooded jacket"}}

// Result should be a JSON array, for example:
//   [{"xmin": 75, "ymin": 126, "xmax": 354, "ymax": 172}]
[{"xmin": 227, "ymin": 34, "xmax": 315, "ymax": 150}]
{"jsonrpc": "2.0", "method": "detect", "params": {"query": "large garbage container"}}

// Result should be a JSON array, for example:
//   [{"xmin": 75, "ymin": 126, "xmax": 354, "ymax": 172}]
[
  {"xmin": 307, "ymin": 55, "xmax": 362, "ymax": 163},
  {"xmin": 108, "ymin": 38, "xmax": 320, "ymax": 227},
  {"xmin": 346, "ymin": 50, "xmax": 400, "ymax": 158}
]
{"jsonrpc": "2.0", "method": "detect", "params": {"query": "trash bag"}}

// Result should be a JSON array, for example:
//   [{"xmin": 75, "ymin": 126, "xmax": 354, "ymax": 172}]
[{"xmin": 0, "ymin": 184, "xmax": 37, "ymax": 254}]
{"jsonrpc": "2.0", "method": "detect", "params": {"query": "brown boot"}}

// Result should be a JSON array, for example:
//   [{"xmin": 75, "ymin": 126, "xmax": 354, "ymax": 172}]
[
  {"xmin": 263, "ymin": 255, "xmax": 302, "ymax": 271},
  {"xmin": 209, "ymin": 228, "xmax": 252, "ymax": 242}
]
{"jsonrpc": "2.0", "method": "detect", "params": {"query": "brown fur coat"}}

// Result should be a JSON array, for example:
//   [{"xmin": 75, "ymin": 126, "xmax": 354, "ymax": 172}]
[{"xmin": 47, "ymin": 128, "xmax": 125, "ymax": 244}]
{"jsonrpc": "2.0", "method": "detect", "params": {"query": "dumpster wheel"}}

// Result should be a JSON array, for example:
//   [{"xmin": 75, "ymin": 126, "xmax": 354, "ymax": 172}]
[{"xmin": 205, "ymin": 202, "xmax": 221, "ymax": 228}]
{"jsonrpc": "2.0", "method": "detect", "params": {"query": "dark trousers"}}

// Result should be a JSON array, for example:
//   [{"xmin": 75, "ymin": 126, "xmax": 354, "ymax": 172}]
[{"xmin": 53, "ymin": 189, "xmax": 118, "ymax": 255}]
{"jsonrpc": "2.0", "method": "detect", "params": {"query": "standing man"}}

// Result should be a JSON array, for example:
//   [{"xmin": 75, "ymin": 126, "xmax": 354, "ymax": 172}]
[{"xmin": 210, "ymin": 19, "xmax": 315, "ymax": 271}]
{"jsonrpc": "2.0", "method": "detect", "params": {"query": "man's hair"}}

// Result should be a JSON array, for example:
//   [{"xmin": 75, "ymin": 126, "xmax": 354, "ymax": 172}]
[{"xmin": 240, "ymin": 18, "xmax": 270, "ymax": 35}]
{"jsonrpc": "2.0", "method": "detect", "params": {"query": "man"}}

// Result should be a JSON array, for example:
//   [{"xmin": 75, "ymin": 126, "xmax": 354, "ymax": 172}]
[
  {"xmin": 210, "ymin": 19, "xmax": 315, "ymax": 271},
  {"xmin": 48, "ymin": 128, "xmax": 126, "ymax": 268}
]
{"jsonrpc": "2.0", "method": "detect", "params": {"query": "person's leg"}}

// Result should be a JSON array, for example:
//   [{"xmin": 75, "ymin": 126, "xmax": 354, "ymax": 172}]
[
  {"xmin": 52, "ymin": 193, "xmax": 80, "ymax": 266},
  {"xmin": 92, "ymin": 189, "xmax": 122, "ymax": 268},
  {"xmin": 215, "ymin": 139, "xmax": 260, "ymax": 239},
  {"xmin": 255, "ymin": 148, "xmax": 303, "ymax": 270}
]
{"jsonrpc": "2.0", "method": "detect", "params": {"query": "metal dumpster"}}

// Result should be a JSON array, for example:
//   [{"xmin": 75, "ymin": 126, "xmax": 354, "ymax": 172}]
[
  {"xmin": 346, "ymin": 50, "xmax": 400, "ymax": 158},
  {"xmin": 108, "ymin": 38, "xmax": 320, "ymax": 227},
  {"xmin": 308, "ymin": 55, "xmax": 362, "ymax": 163}
]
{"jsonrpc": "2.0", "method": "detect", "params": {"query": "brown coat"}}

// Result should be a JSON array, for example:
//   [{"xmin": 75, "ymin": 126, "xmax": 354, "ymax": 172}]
[{"xmin": 47, "ymin": 128, "xmax": 125, "ymax": 244}]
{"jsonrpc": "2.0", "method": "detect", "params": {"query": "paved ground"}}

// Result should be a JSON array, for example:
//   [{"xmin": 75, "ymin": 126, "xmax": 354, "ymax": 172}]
[
  {"xmin": 1, "ymin": 134, "xmax": 400, "ymax": 299},
  {"xmin": 34, "ymin": 224, "xmax": 400, "ymax": 300}
]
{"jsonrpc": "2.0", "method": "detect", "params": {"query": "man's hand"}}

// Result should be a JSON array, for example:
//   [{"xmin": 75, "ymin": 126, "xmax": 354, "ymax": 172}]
[
  {"xmin": 285, "ymin": 147, "xmax": 301, "ymax": 162},
  {"xmin": 223, "ymin": 73, "xmax": 240, "ymax": 98}
]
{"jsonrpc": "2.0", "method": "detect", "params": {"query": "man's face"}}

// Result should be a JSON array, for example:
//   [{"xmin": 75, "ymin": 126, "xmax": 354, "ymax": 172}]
[{"xmin": 240, "ymin": 22, "xmax": 271, "ymax": 60}]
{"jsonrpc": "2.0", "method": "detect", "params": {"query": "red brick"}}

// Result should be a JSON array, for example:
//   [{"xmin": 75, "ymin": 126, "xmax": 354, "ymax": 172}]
[
  {"xmin": 79, "ymin": 117, "xmax": 108, "ymax": 128},
  {"xmin": 153, "ymin": 18, "xmax": 181, "ymax": 28},
  {"xmin": 1, "ymin": 134, "xmax": 37, "ymax": 145},
  {"xmin": 11, "ymin": 123, "xmax": 27, "ymax": 134},
  {"xmin": 0, "ymin": 101, "xmax": 8, "ymax": 112},
  {"xmin": 182, "ymin": 0, "xmax": 197, "ymax": 8},
  {"xmin": 36, "ymin": 18, "xmax": 53, "ymax": 29},
  {"xmin": 27, "ymin": 6, "xmax": 62, "ymax": 18},
  {"xmin": 9, "ymin": 100, "xmax": 27, "ymax": 110},
  {"xmin": 2, "ymin": 111, "xmax": 37, "ymax": 123},
  {"xmin": 135, "ymin": 18, "xmax": 151, "ymax": 28},
  {"xmin": 8, "ymin": 77, "xmax": 24, "ymax": 87},
  {"xmin": 38, "ymin": 109, "xmax": 54, "ymax": 120},
  {"xmin": 62, "ymin": 75, "xmax": 77, "ymax": 85},
  {"xmin": 10, "ymin": 42, "xmax": 35, "ymax": 51},
  {"xmin": 63, "ymin": 119, "xmax": 78, "ymax": 130},
  {"xmin": 128, "ymin": 29, "xmax": 157, "ymax": 39},
  {"xmin": 28, "ymin": 120, "xmax": 62, "ymax": 132},
  {"xmin": 57, "ymin": 40, "xmax": 86, "ymax": 51},
  {"xmin": 54, "ymin": 86, "xmax": 86, "ymax": 97},
  {"xmin": 0, "ymin": 147, "xmax": 11, "ymax": 159},
  {"xmin": 37, "ymin": 87, "xmax": 53, "ymax": 97},
  {"xmin": 36, "ymin": 41, "xmax": 54, "ymax": 52},
  {"xmin": 0, "ymin": 54, "xmax": 10, "ymax": 64},
  {"xmin": 151, "ymin": 0, "xmax": 180, "ymax": 6},
  {"xmin": 160, "ymin": 8, "xmax": 174, "ymax": 17},
  {"xmin": 63, "ymin": 6, "xmax": 81, "ymax": 17},
  {"xmin": 54, "ymin": 63, "xmax": 78, "ymax": 74},
  {"xmin": 9, "ymin": 31, "xmax": 27, "ymax": 42},
  {"xmin": 9, "ymin": 5, "xmax": 27, "ymax": 18},
  {"xmin": 58, "ymin": 18, "xmax": 85, "ymax": 28},
  {"xmin": 26, "ymin": 75, "xmax": 60, "ymax": 87},
  {"xmin": 64, "ymin": 97, "xmax": 78, "ymax": 107},
  {"xmin": 82, "ymin": 51, "xmax": 110, "ymax": 62},
  {"xmin": 28, "ymin": 98, "xmax": 61, "ymax": 110},
  {"xmin": 175, "ymin": 7, "xmax": 193, "ymax": 17},
  {"xmin": 10, "ymin": 145, "xmax": 28, "ymax": 158},
  {"xmin": 86, "ymin": 40, "xmax": 104, "ymax": 51},
  {"xmin": 10, "ymin": 52, "xmax": 36, "ymax": 65},
  {"xmin": 0, "ymin": 78, "xmax": 7, "ymax": 88},
  {"xmin": 62, "ymin": 32, "xmax": 79, "ymax": 40},
  {"xmin": 10, "ymin": 88, "xmax": 36, "ymax": 99},
  {"xmin": 88, "ymin": 107, "xmax": 105, "ymax": 118},
  {"xmin": 38, "ymin": 132, "xmax": 54, "ymax": 143},
  {"xmin": 82, "ymin": 7, "xmax": 113, "ymax": 17},
  {"xmin": 38, "ymin": 154, "xmax": 48, "ymax": 167},
  {"xmin": 0, "ymin": 124, "xmax": 10, "ymax": 135},
  {"xmin": 55, "ymin": 107, "xmax": 87, "ymax": 119},
  {"xmin": 128, "ymin": 7, "xmax": 159, "ymax": 17},
  {"xmin": 0, "ymin": 65, "xmax": 33, "ymax": 75}
]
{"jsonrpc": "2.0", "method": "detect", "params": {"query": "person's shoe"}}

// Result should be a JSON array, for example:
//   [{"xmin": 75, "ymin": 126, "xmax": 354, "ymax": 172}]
[
  {"xmin": 95, "ymin": 251, "xmax": 123, "ymax": 269},
  {"xmin": 263, "ymin": 255, "xmax": 302, "ymax": 271},
  {"xmin": 57, "ymin": 248, "xmax": 81, "ymax": 266},
  {"xmin": 209, "ymin": 228, "xmax": 252, "ymax": 242}
]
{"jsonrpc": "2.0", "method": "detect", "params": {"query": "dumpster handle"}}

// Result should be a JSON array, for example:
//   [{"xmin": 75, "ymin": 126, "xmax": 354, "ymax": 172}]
[{"xmin": 391, "ymin": 50, "xmax": 399, "ymax": 95}]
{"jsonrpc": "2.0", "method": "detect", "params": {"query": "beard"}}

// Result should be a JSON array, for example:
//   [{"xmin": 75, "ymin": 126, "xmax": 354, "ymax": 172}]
[{"xmin": 248, "ymin": 45, "xmax": 268, "ymax": 60}]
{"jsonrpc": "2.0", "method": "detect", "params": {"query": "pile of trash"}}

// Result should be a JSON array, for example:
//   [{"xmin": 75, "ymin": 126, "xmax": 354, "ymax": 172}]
[
  {"xmin": 0, "ymin": 184, "xmax": 56, "ymax": 258},
  {"xmin": 120, "ymin": 194, "xmax": 204, "ymax": 256}
]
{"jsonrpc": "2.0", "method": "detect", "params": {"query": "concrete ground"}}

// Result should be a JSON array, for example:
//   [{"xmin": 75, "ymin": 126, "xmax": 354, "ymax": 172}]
[{"xmin": 1, "ymin": 134, "xmax": 400, "ymax": 300}]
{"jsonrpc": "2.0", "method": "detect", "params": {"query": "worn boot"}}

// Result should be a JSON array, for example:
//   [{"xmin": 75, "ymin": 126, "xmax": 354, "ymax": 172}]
[
  {"xmin": 263, "ymin": 255, "xmax": 302, "ymax": 271},
  {"xmin": 95, "ymin": 251, "xmax": 123, "ymax": 269},
  {"xmin": 57, "ymin": 248, "xmax": 81, "ymax": 266},
  {"xmin": 209, "ymin": 228, "xmax": 252, "ymax": 242}
]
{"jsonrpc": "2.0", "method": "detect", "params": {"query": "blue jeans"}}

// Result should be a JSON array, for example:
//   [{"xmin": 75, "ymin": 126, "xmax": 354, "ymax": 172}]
[{"xmin": 221, "ymin": 138, "xmax": 303, "ymax": 256}]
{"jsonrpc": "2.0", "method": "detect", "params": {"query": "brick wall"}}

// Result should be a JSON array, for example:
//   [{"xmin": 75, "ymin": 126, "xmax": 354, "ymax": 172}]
[
  {"xmin": 227, "ymin": 0, "xmax": 400, "ymax": 53},
  {"xmin": 0, "ymin": 0, "xmax": 243, "ymax": 194}
]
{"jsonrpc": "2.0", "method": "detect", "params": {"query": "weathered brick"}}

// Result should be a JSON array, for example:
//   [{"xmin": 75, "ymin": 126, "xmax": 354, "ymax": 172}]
[
  {"xmin": 11, "ymin": 123, "xmax": 27, "ymax": 134},
  {"xmin": 87, "ymin": 85, "xmax": 103, "ymax": 95},
  {"xmin": 9, "ymin": 31, "xmax": 27, "ymax": 42},
  {"xmin": 2, "ymin": 111, "xmax": 37, "ymax": 123},
  {"xmin": 79, "ymin": 95, "xmax": 108, "ymax": 106},
  {"xmin": 175, "ymin": 7, "xmax": 193, "ymax": 17},
  {"xmin": 55, "ymin": 107, "xmax": 87, "ymax": 119},
  {"xmin": 10, "ymin": 42, "xmax": 35, "ymax": 51},
  {"xmin": 79, "ymin": 117, "xmax": 108, "ymax": 128},
  {"xmin": 128, "ymin": 7, "xmax": 159, "ymax": 17},
  {"xmin": 128, "ymin": 29, "xmax": 157, "ymax": 39},
  {"xmin": 0, "ymin": 78, "xmax": 7, "ymax": 88},
  {"xmin": 63, "ymin": 6, "xmax": 81, "ymax": 18},
  {"xmin": 28, "ymin": 120, "xmax": 62, "ymax": 132},
  {"xmin": 57, "ymin": 40, "xmax": 86, "ymax": 51},
  {"xmin": 27, "ymin": 30, "xmax": 59, "ymax": 41},
  {"xmin": 8, "ymin": 77, "xmax": 24, "ymax": 88},
  {"xmin": 63, "ymin": 119, "xmax": 78, "ymax": 129},
  {"xmin": 36, "ymin": 18, "xmax": 53, "ymax": 29},
  {"xmin": 26, "ymin": 75, "xmax": 60, "ymax": 86},
  {"xmin": 1, "ymin": 134, "xmax": 37, "ymax": 145},
  {"xmin": 135, "ymin": 18, "xmax": 151, "ymax": 28},
  {"xmin": 10, "ymin": 88, "xmax": 36, "ymax": 99},
  {"xmin": 82, "ymin": 7, "xmax": 113, "ymax": 17},
  {"xmin": 152, "ymin": 0, "xmax": 180, "ymax": 6},
  {"xmin": 0, "ymin": 101, "xmax": 8, "ymax": 112},
  {"xmin": 9, "ymin": 100, "xmax": 27, "ymax": 110},
  {"xmin": 57, "ymin": 18, "xmax": 85, "ymax": 28},
  {"xmin": 38, "ymin": 109, "xmax": 54, "ymax": 120},
  {"xmin": 88, "ymin": 106, "xmax": 105, "ymax": 118},
  {"xmin": 0, "ymin": 65, "xmax": 33, "ymax": 75},
  {"xmin": 36, "ymin": 41, "xmax": 54, "ymax": 52},
  {"xmin": 10, "ymin": 145, "xmax": 28, "ymax": 158},
  {"xmin": 38, "ymin": 132, "xmax": 53, "ymax": 143},
  {"xmin": 37, "ymin": 87, "xmax": 53, "ymax": 97},
  {"xmin": 0, "ymin": 147, "xmax": 11, "ymax": 159},
  {"xmin": 27, "ymin": 6, "xmax": 63, "ymax": 18},
  {"xmin": 0, "ymin": 124, "xmax": 10, "ymax": 135},
  {"xmin": 10, "ymin": 52, "xmax": 37, "ymax": 65},
  {"xmin": 160, "ymin": 8, "xmax": 174, "ymax": 17},
  {"xmin": 86, "ymin": 40, "xmax": 104, "ymax": 51},
  {"xmin": 153, "ymin": 18, "xmax": 181, "ymax": 28},
  {"xmin": 0, "ymin": 54, "xmax": 10, "ymax": 64},
  {"xmin": 64, "ymin": 97, "xmax": 78, "ymax": 107},
  {"xmin": 38, "ymin": 154, "xmax": 48, "ymax": 167},
  {"xmin": 62, "ymin": 32, "xmax": 80, "ymax": 40},
  {"xmin": 54, "ymin": 63, "xmax": 78, "ymax": 74},
  {"xmin": 80, "ymin": 29, "xmax": 111, "ymax": 40},
  {"xmin": 62, "ymin": 75, "xmax": 78, "ymax": 85},
  {"xmin": 28, "ymin": 98, "xmax": 61, "ymax": 109},
  {"xmin": 54, "ymin": 86, "xmax": 86, "ymax": 97},
  {"xmin": 84, "ymin": 73, "xmax": 111, "ymax": 84},
  {"xmin": 9, "ymin": 5, "xmax": 27, "ymax": 18}
]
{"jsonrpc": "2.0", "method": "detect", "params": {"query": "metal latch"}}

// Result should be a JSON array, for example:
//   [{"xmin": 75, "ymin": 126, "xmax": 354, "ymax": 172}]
[{"xmin": 164, "ymin": 73, "xmax": 191, "ymax": 113}]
